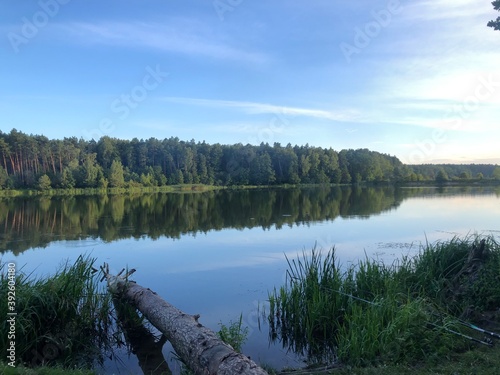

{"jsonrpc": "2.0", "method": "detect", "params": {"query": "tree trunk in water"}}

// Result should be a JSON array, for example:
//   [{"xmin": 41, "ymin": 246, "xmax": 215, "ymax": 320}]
[{"xmin": 102, "ymin": 265, "xmax": 268, "ymax": 375}]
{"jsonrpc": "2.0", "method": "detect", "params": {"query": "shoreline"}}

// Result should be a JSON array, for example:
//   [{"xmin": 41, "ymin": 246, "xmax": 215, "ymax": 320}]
[{"xmin": 1, "ymin": 179, "xmax": 499, "ymax": 198}]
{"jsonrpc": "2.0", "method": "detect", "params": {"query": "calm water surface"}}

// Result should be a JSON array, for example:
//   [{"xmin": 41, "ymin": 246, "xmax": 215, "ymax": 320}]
[{"xmin": 1, "ymin": 186, "xmax": 499, "ymax": 373}]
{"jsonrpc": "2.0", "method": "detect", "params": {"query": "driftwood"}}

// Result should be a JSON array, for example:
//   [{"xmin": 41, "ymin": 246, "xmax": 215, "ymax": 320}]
[{"xmin": 101, "ymin": 264, "xmax": 268, "ymax": 375}]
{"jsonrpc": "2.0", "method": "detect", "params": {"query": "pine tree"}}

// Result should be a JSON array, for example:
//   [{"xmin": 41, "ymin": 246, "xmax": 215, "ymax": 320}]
[{"xmin": 488, "ymin": 0, "xmax": 500, "ymax": 30}]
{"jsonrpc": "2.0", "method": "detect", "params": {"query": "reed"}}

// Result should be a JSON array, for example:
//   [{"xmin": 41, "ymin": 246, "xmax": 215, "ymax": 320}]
[
  {"xmin": 407, "ymin": 235, "xmax": 500, "ymax": 313},
  {"xmin": 0, "ymin": 255, "xmax": 113, "ymax": 369},
  {"xmin": 269, "ymin": 236, "xmax": 500, "ymax": 366}
]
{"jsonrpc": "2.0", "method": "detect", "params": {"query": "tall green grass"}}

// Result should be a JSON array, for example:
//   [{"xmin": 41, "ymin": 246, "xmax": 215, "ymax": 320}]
[
  {"xmin": 0, "ymin": 255, "xmax": 113, "ymax": 369},
  {"xmin": 269, "ymin": 236, "xmax": 500, "ymax": 366},
  {"xmin": 406, "ymin": 236, "xmax": 500, "ymax": 313}
]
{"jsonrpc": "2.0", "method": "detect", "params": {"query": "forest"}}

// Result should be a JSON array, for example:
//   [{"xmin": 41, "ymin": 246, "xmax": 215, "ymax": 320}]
[{"xmin": 0, "ymin": 129, "xmax": 498, "ymax": 190}]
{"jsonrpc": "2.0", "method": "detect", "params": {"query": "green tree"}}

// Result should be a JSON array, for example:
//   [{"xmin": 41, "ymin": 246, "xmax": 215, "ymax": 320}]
[
  {"xmin": 60, "ymin": 167, "xmax": 75, "ymax": 189},
  {"xmin": 408, "ymin": 172, "xmax": 418, "ymax": 182},
  {"xmin": 249, "ymin": 153, "xmax": 276, "ymax": 185},
  {"xmin": 320, "ymin": 149, "xmax": 340, "ymax": 183},
  {"xmin": 97, "ymin": 136, "xmax": 119, "ymax": 170},
  {"xmin": 299, "ymin": 154, "xmax": 311, "ymax": 182},
  {"xmin": 493, "ymin": 166, "xmax": 500, "ymax": 180},
  {"xmin": 435, "ymin": 169, "xmax": 449, "ymax": 183},
  {"xmin": 172, "ymin": 169, "xmax": 184, "ymax": 185},
  {"xmin": 0, "ymin": 165, "xmax": 8, "ymax": 189},
  {"xmin": 37, "ymin": 174, "xmax": 52, "ymax": 191},
  {"xmin": 140, "ymin": 172, "xmax": 155, "ymax": 186},
  {"xmin": 488, "ymin": 0, "xmax": 500, "ymax": 30},
  {"xmin": 197, "ymin": 154, "xmax": 209, "ymax": 184},
  {"xmin": 81, "ymin": 153, "xmax": 100, "ymax": 188},
  {"xmin": 459, "ymin": 171, "xmax": 471, "ymax": 179},
  {"xmin": 0, "ymin": 138, "xmax": 11, "ymax": 175},
  {"xmin": 307, "ymin": 150, "xmax": 321, "ymax": 183},
  {"xmin": 153, "ymin": 165, "xmax": 167, "ymax": 186},
  {"xmin": 97, "ymin": 168, "xmax": 108, "ymax": 189},
  {"xmin": 338, "ymin": 150, "xmax": 351, "ymax": 184},
  {"xmin": 109, "ymin": 160, "xmax": 125, "ymax": 188}
]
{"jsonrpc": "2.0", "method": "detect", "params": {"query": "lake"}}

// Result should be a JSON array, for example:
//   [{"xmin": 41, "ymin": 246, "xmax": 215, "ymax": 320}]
[{"xmin": 1, "ymin": 185, "xmax": 499, "ymax": 373}]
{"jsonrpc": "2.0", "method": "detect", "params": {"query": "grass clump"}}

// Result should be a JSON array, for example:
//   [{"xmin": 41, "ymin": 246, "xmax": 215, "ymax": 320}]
[
  {"xmin": 217, "ymin": 313, "xmax": 249, "ymax": 353},
  {"xmin": 269, "ymin": 236, "xmax": 500, "ymax": 367},
  {"xmin": 180, "ymin": 314, "xmax": 250, "ymax": 375},
  {"xmin": 408, "ymin": 236, "xmax": 500, "ymax": 314},
  {"xmin": 0, "ymin": 255, "xmax": 113, "ymax": 370}
]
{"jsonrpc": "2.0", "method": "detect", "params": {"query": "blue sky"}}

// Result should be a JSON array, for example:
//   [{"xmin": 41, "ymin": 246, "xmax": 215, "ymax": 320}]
[{"xmin": 1, "ymin": 0, "xmax": 499, "ymax": 164}]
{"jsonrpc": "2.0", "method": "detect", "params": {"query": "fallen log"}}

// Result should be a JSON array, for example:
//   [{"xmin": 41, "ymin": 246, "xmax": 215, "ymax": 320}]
[{"xmin": 101, "ymin": 264, "xmax": 268, "ymax": 375}]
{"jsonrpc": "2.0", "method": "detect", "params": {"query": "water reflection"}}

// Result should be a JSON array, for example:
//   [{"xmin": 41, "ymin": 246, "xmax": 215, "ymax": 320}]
[
  {"xmin": 2, "ymin": 185, "xmax": 499, "ymax": 373},
  {"xmin": 1, "ymin": 186, "xmax": 499, "ymax": 254},
  {"xmin": 113, "ymin": 297, "xmax": 171, "ymax": 375}
]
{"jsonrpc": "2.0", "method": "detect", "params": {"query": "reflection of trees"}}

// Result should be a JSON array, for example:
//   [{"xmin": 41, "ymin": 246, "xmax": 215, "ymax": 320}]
[{"xmin": 1, "ymin": 186, "xmax": 494, "ymax": 254}]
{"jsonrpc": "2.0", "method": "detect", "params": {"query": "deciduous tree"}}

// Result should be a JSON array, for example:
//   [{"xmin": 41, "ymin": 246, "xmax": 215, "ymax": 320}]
[
  {"xmin": 37, "ymin": 174, "xmax": 52, "ymax": 191},
  {"xmin": 109, "ymin": 160, "xmax": 125, "ymax": 188}
]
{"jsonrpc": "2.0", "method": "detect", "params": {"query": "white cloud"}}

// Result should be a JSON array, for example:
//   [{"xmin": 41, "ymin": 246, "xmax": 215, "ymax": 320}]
[
  {"xmin": 53, "ymin": 20, "xmax": 269, "ymax": 64},
  {"xmin": 160, "ymin": 96, "xmax": 361, "ymax": 122},
  {"xmin": 344, "ymin": 0, "xmax": 500, "ymax": 136},
  {"xmin": 402, "ymin": 0, "xmax": 493, "ymax": 21}
]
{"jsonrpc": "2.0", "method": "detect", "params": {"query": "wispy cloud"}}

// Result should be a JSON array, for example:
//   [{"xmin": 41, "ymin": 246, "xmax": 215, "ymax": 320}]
[
  {"xmin": 402, "ymin": 0, "xmax": 493, "ymax": 21},
  {"xmin": 160, "ymin": 96, "xmax": 361, "ymax": 122},
  {"xmin": 53, "ymin": 20, "xmax": 269, "ymax": 64},
  {"xmin": 349, "ymin": 0, "xmax": 500, "ymax": 133}
]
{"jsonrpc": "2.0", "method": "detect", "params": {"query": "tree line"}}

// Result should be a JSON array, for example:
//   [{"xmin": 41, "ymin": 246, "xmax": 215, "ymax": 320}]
[{"xmin": 0, "ymin": 129, "xmax": 498, "ymax": 190}]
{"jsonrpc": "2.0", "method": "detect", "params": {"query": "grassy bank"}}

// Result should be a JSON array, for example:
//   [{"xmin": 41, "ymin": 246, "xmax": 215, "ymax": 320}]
[
  {"xmin": 0, "ymin": 182, "xmax": 344, "ymax": 198},
  {"xmin": 269, "ymin": 343, "xmax": 500, "ymax": 374},
  {"xmin": 0, "ymin": 183, "xmax": 226, "ymax": 197},
  {"xmin": 2, "ymin": 179, "xmax": 498, "ymax": 198},
  {"xmin": 0, "ymin": 256, "xmax": 113, "ymax": 371},
  {"xmin": 0, "ymin": 363, "xmax": 95, "ymax": 375},
  {"xmin": 269, "ymin": 236, "xmax": 500, "ymax": 368}
]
